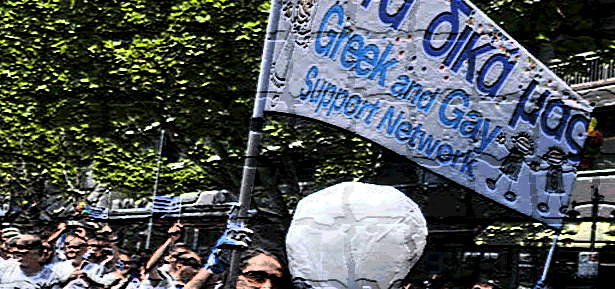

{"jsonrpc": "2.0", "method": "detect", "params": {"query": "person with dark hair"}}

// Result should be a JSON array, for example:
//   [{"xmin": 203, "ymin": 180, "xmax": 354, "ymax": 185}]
[
  {"xmin": 183, "ymin": 217, "xmax": 261, "ymax": 289},
  {"xmin": 173, "ymin": 252, "xmax": 203, "ymax": 287},
  {"xmin": 139, "ymin": 223, "xmax": 185, "ymax": 289},
  {"xmin": 68, "ymin": 220, "xmax": 96, "ymax": 241},
  {"xmin": 52, "ymin": 235, "xmax": 86, "ymax": 282},
  {"xmin": 45, "ymin": 220, "xmax": 94, "ymax": 267},
  {"xmin": 203, "ymin": 248, "xmax": 287, "ymax": 289},
  {"xmin": 469, "ymin": 278, "xmax": 501, "ymax": 289},
  {"xmin": 100, "ymin": 249, "xmax": 141, "ymax": 289},
  {"xmin": 160, "ymin": 242, "xmax": 191, "ymax": 279},
  {"xmin": 62, "ymin": 237, "xmax": 116, "ymax": 289},
  {"xmin": 0, "ymin": 234, "xmax": 61, "ymax": 288}
]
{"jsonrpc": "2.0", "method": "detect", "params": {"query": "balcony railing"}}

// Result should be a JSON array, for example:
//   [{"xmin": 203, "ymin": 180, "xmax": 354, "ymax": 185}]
[{"xmin": 549, "ymin": 52, "xmax": 615, "ymax": 88}]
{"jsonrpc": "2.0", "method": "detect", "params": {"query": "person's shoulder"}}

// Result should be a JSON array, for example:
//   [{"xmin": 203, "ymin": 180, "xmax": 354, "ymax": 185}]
[
  {"xmin": 83, "ymin": 262, "xmax": 101, "ymax": 272},
  {"xmin": 101, "ymin": 272, "xmax": 123, "ymax": 286},
  {"xmin": 126, "ymin": 277, "xmax": 141, "ymax": 289},
  {"xmin": 0, "ymin": 261, "xmax": 19, "ymax": 277},
  {"xmin": 0, "ymin": 266, "xmax": 32, "ymax": 289},
  {"xmin": 102, "ymin": 272, "xmax": 117, "ymax": 281},
  {"xmin": 52, "ymin": 260, "xmax": 72, "ymax": 270},
  {"xmin": 159, "ymin": 263, "xmax": 170, "ymax": 273},
  {"xmin": 52, "ymin": 260, "xmax": 75, "ymax": 281},
  {"xmin": 33, "ymin": 265, "xmax": 62, "ymax": 285}
]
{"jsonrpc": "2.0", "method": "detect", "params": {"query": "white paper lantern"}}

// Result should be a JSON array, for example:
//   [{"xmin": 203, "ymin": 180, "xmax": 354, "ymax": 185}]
[{"xmin": 286, "ymin": 182, "xmax": 428, "ymax": 289}]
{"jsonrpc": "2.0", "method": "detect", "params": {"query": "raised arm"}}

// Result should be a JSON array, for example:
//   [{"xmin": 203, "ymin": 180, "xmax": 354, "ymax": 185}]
[
  {"xmin": 144, "ymin": 223, "xmax": 183, "ymax": 274},
  {"xmin": 185, "ymin": 213, "xmax": 254, "ymax": 289},
  {"xmin": 184, "ymin": 268, "xmax": 213, "ymax": 289},
  {"xmin": 46, "ymin": 223, "xmax": 67, "ymax": 245}
]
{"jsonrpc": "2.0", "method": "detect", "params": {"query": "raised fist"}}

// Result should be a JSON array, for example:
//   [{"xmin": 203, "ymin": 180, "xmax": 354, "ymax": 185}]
[
  {"xmin": 204, "ymin": 224, "xmax": 254, "ymax": 274},
  {"xmin": 168, "ymin": 223, "xmax": 184, "ymax": 237},
  {"xmin": 214, "ymin": 225, "xmax": 254, "ymax": 250}
]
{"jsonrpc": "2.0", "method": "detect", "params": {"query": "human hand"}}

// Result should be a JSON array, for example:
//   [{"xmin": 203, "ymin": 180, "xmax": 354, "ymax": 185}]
[
  {"xmin": 214, "ymin": 224, "xmax": 253, "ymax": 250},
  {"xmin": 204, "ymin": 224, "xmax": 254, "ymax": 274},
  {"xmin": 69, "ymin": 270, "xmax": 85, "ymax": 281},
  {"xmin": 168, "ymin": 223, "xmax": 184, "ymax": 239}
]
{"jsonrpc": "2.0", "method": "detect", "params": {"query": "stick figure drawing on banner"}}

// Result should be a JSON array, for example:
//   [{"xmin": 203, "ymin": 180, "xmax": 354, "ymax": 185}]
[
  {"xmin": 485, "ymin": 131, "xmax": 536, "ymax": 191},
  {"xmin": 270, "ymin": 0, "xmax": 319, "ymax": 92},
  {"xmin": 529, "ymin": 146, "xmax": 575, "ymax": 196}
]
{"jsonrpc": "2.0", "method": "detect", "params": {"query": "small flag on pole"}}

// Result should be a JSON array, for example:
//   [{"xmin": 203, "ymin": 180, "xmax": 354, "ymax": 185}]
[
  {"xmin": 89, "ymin": 206, "xmax": 109, "ymax": 220},
  {"xmin": 152, "ymin": 196, "xmax": 181, "ymax": 214}
]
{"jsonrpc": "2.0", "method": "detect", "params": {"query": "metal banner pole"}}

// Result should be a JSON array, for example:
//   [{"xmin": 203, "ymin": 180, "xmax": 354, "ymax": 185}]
[
  {"xmin": 224, "ymin": 0, "xmax": 282, "ymax": 287},
  {"xmin": 193, "ymin": 228, "xmax": 199, "ymax": 251},
  {"xmin": 533, "ymin": 230, "xmax": 561, "ymax": 289},
  {"xmin": 178, "ymin": 194, "xmax": 182, "ymax": 225},
  {"xmin": 145, "ymin": 129, "xmax": 165, "ymax": 250}
]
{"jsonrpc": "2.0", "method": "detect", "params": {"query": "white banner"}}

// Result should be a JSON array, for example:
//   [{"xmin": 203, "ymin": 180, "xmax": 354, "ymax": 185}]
[{"xmin": 263, "ymin": 0, "xmax": 593, "ymax": 228}]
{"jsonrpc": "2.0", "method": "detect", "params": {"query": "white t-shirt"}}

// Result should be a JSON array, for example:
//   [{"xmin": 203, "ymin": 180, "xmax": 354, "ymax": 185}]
[
  {"xmin": 48, "ymin": 250, "xmax": 66, "ymax": 266},
  {"xmin": 97, "ymin": 273, "xmax": 141, "ymax": 289},
  {"xmin": 123, "ymin": 277, "xmax": 141, "ymax": 289},
  {"xmin": 0, "ymin": 262, "xmax": 61, "ymax": 289},
  {"xmin": 139, "ymin": 267, "xmax": 176, "ymax": 289},
  {"xmin": 51, "ymin": 260, "xmax": 75, "ymax": 284},
  {"xmin": 59, "ymin": 262, "xmax": 108, "ymax": 289}
]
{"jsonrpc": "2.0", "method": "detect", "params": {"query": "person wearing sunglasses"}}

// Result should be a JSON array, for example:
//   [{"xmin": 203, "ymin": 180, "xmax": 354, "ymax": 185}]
[
  {"xmin": 0, "ymin": 234, "xmax": 62, "ymax": 289},
  {"xmin": 51, "ymin": 235, "xmax": 101, "ymax": 289},
  {"xmin": 140, "ymin": 223, "xmax": 186, "ymax": 289},
  {"xmin": 185, "ymin": 247, "xmax": 288, "ymax": 289},
  {"xmin": 235, "ymin": 248, "xmax": 286, "ymax": 289},
  {"xmin": 99, "ymin": 249, "xmax": 141, "ymax": 289},
  {"xmin": 60, "ymin": 237, "xmax": 117, "ymax": 289}
]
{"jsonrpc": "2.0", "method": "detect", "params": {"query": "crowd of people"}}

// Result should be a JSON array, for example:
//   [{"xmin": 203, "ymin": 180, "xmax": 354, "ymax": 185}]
[
  {"xmin": 0, "ymin": 220, "xmax": 507, "ymax": 289},
  {"xmin": 0, "ymin": 188, "xmax": 511, "ymax": 289},
  {"xmin": 0, "ymin": 219, "xmax": 289, "ymax": 289}
]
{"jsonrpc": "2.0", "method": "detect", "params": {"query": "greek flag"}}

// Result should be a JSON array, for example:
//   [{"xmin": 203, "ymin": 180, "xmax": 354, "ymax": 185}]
[
  {"xmin": 89, "ymin": 206, "xmax": 109, "ymax": 219},
  {"xmin": 152, "ymin": 196, "xmax": 181, "ymax": 214}
]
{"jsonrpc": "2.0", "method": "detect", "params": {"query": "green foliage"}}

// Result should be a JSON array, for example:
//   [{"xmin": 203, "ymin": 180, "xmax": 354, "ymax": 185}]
[
  {"xmin": 0, "ymin": 0, "xmax": 269, "ymax": 203},
  {"xmin": 0, "ymin": 0, "xmax": 384, "ymax": 212},
  {"xmin": 1, "ymin": 0, "xmax": 612, "ymax": 219},
  {"xmin": 472, "ymin": 0, "xmax": 615, "ymax": 63}
]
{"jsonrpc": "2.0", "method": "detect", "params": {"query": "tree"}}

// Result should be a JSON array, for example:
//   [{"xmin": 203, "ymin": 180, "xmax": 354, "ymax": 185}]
[
  {"xmin": 1, "ymin": 0, "xmax": 611, "ymax": 252},
  {"xmin": 472, "ymin": 0, "xmax": 615, "ymax": 65}
]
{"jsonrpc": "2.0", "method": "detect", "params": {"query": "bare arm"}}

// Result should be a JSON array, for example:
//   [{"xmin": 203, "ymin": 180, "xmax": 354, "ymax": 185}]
[
  {"xmin": 184, "ymin": 268, "xmax": 213, "ymax": 289},
  {"xmin": 47, "ymin": 223, "xmax": 67, "ymax": 244},
  {"xmin": 80, "ymin": 273, "xmax": 110, "ymax": 289},
  {"xmin": 144, "ymin": 223, "xmax": 183, "ymax": 273},
  {"xmin": 144, "ymin": 236, "xmax": 176, "ymax": 273}
]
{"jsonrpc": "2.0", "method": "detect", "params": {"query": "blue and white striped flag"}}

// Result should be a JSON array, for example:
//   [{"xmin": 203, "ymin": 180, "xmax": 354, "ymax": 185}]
[
  {"xmin": 89, "ymin": 206, "xmax": 109, "ymax": 219},
  {"xmin": 152, "ymin": 196, "xmax": 181, "ymax": 214}
]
